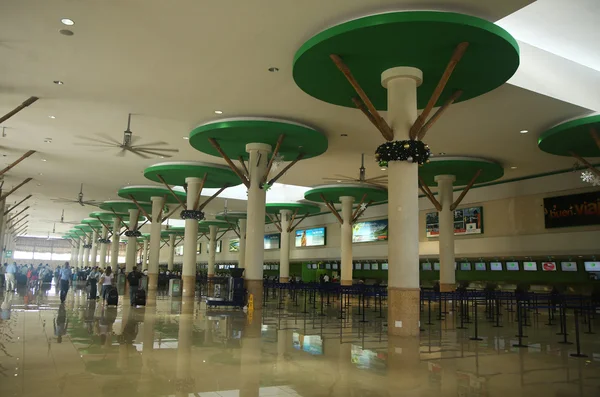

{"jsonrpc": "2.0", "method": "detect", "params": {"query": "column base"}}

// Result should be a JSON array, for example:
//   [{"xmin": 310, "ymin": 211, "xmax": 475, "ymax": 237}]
[
  {"xmin": 440, "ymin": 283, "xmax": 455, "ymax": 292},
  {"xmin": 207, "ymin": 273, "xmax": 214, "ymax": 278},
  {"xmin": 387, "ymin": 287, "xmax": 421, "ymax": 337},
  {"xmin": 182, "ymin": 275, "xmax": 196, "ymax": 298},
  {"xmin": 147, "ymin": 273, "xmax": 158, "ymax": 291},
  {"xmin": 279, "ymin": 277, "xmax": 289, "ymax": 283},
  {"xmin": 245, "ymin": 279, "xmax": 263, "ymax": 310},
  {"xmin": 341, "ymin": 280, "xmax": 353, "ymax": 286}
]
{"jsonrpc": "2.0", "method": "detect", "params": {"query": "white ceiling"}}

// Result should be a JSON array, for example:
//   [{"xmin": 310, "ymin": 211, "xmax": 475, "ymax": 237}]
[{"xmin": 0, "ymin": 0, "xmax": 597, "ymax": 238}]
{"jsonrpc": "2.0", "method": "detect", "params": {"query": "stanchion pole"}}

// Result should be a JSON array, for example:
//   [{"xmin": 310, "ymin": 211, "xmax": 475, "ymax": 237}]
[
  {"xmin": 558, "ymin": 305, "xmax": 573, "ymax": 345},
  {"xmin": 426, "ymin": 293, "xmax": 433, "ymax": 325},
  {"xmin": 585, "ymin": 303, "xmax": 595, "ymax": 335},
  {"xmin": 493, "ymin": 297, "xmax": 503, "ymax": 328},
  {"xmin": 570, "ymin": 309, "xmax": 588, "ymax": 358},
  {"xmin": 513, "ymin": 302, "xmax": 529, "ymax": 348},
  {"xmin": 470, "ymin": 298, "xmax": 483, "ymax": 341}
]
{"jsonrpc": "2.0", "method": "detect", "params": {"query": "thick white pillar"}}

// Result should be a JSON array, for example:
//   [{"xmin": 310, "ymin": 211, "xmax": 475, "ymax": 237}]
[
  {"xmin": 110, "ymin": 217, "xmax": 120, "ymax": 270},
  {"xmin": 208, "ymin": 225, "xmax": 217, "ymax": 277},
  {"xmin": 167, "ymin": 233, "xmax": 176, "ymax": 271},
  {"xmin": 125, "ymin": 208, "xmax": 139, "ymax": 273},
  {"xmin": 90, "ymin": 230, "xmax": 99, "ymax": 267},
  {"xmin": 148, "ymin": 196, "xmax": 164, "ymax": 291},
  {"xmin": 244, "ymin": 143, "xmax": 271, "ymax": 308},
  {"xmin": 279, "ymin": 209, "xmax": 292, "ymax": 282},
  {"xmin": 99, "ymin": 225, "xmax": 109, "ymax": 268},
  {"xmin": 340, "ymin": 196, "xmax": 354, "ymax": 286},
  {"xmin": 182, "ymin": 177, "xmax": 201, "ymax": 297},
  {"xmin": 382, "ymin": 67, "xmax": 423, "ymax": 337},
  {"xmin": 238, "ymin": 218, "xmax": 247, "ymax": 269},
  {"xmin": 78, "ymin": 236, "xmax": 85, "ymax": 267},
  {"xmin": 142, "ymin": 239, "xmax": 149, "ymax": 270},
  {"xmin": 435, "ymin": 175, "xmax": 456, "ymax": 292},
  {"xmin": 83, "ymin": 234, "xmax": 91, "ymax": 267},
  {"xmin": 70, "ymin": 243, "xmax": 77, "ymax": 266}
]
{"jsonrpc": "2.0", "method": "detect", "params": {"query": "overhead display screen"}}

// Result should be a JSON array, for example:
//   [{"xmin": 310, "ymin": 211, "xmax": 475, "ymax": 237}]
[
  {"xmin": 541, "ymin": 262, "xmax": 557, "ymax": 271},
  {"xmin": 295, "ymin": 227, "xmax": 326, "ymax": 247},
  {"xmin": 506, "ymin": 262, "xmax": 519, "ymax": 271},
  {"xmin": 352, "ymin": 219, "xmax": 388, "ymax": 243},
  {"xmin": 584, "ymin": 261, "xmax": 600, "ymax": 272},
  {"xmin": 433, "ymin": 262, "xmax": 440, "ymax": 271},
  {"xmin": 475, "ymin": 262, "xmax": 486, "ymax": 271},
  {"xmin": 460, "ymin": 262, "xmax": 472, "ymax": 271},
  {"xmin": 422, "ymin": 263, "xmax": 432, "ymax": 271},
  {"xmin": 561, "ymin": 262, "xmax": 577, "ymax": 272},
  {"xmin": 425, "ymin": 206, "xmax": 483, "ymax": 237},
  {"xmin": 264, "ymin": 233, "xmax": 281, "ymax": 250},
  {"xmin": 490, "ymin": 262, "xmax": 502, "ymax": 271},
  {"xmin": 523, "ymin": 262, "xmax": 538, "ymax": 271}
]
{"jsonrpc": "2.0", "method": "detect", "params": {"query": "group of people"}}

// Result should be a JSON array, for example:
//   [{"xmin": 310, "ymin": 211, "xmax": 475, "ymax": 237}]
[{"xmin": 1, "ymin": 262, "xmax": 54, "ymax": 291}]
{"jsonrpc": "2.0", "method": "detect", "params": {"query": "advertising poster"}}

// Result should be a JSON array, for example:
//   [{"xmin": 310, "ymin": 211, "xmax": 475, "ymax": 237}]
[
  {"xmin": 295, "ymin": 227, "xmax": 326, "ymax": 247},
  {"xmin": 352, "ymin": 219, "xmax": 388, "ymax": 243},
  {"xmin": 426, "ymin": 206, "xmax": 483, "ymax": 237},
  {"xmin": 543, "ymin": 191, "xmax": 600, "ymax": 228},
  {"xmin": 264, "ymin": 233, "xmax": 280, "ymax": 250},
  {"xmin": 229, "ymin": 238, "xmax": 240, "ymax": 252}
]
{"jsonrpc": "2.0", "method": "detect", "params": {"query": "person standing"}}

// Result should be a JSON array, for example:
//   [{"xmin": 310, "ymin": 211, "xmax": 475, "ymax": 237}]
[
  {"xmin": 99, "ymin": 267, "xmax": 115, "ymax": 304},
  {"xmin": 87, "ymin": 266, "xmax": 101, "ymax": 300},
  {"xmin": 126, "ymin": 266, "xmax": 142, "ymax": 306},
  {"xmin": 5, "ymin": 262, "xmax": 17, "ymax": 292},
  {"xmin": 59, "ymin": 262, "xmax": 72, "ymax": 303}
]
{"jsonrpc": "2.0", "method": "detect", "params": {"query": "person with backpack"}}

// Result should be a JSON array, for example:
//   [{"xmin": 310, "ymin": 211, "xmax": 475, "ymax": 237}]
[
  {"xmin": 126, "ymin": 266, "xmax": 143, "ymax": 306},
  {"xmin": 99, "ymin": 267, "xmax": 115, "ymax": 305}
]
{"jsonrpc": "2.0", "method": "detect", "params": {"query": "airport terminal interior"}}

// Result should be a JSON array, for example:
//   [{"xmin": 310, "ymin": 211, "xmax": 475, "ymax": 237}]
[{"xmin": 1, "ymin": 1, "xmax": 600, "ymax": 396}]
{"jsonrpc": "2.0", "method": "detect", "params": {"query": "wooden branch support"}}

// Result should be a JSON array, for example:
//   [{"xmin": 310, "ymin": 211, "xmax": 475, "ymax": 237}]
[
  {"xmin": 12, "ymin": 214, "xmax": 28, "ymax": 228},
  {"xmin": 287, "ymin": 209, "xmax": 299, "ymax": 232},
  {"xmin": 198, "ymin": 184, "xmax": 229, "ymax": 211},
  {"xmin": 351, "ymin": 193, "xmax": 368, "ymax": 220},
  {"xmin": 96, "ymin": 218, "xmax": 112, "ymax": 233},
  {"xmin": 320, "ymin": 194, "xmax": 343, "ymax": 224},
  {"xmin": 330, "ymin": 54, "xmax": 394, "ymax": 141},
  {"xmin": 4, "ymin": 194, "xmax": 32, "ymax": 215},
  {"xmin": 290, "ymin": 213, "xmax": 308, "ymax": 232},
  {"xmin": 227, "ymin": 223, "xmax": 240, "ymax": 238},
  {"xmin": 266, "ymin": 213, "xmax": 282, "ymax": 232},
  {"xmin": 417, "ymin": 90, "xmax": 463, "ymax": 141},
  {"xmin": 352, "ymin": 97, "xmax": 383, "ymax": 133},
  {"xmin": 590, "ymin": 127, "xmax": 600, "ymax": 151},
  {"xmin": 268, "ymin": 152, "xmax": 305, "ymax": 185},
  {"xmin": 208, "ymin": 138, "xmax": 250, "ymax": 188},
  {"xmin": 156, "ymin": 174, "xmax": 187, "ymax": 209},
  {"xmin": 410, "ymin": 42, "xmax": 469, "ymax": 140},
  {"xmin": 0, "ymin": 150, "xmax": 36, "ymax": 178},
  {"xmin": 137, "ymin": 219, "xmax": 149, "ymax": 229},
  {"xmin": 175, "ymin": 237, "xmax": 184, "ymax": 247},
  {"xmin": 0, "ymin": 178, "xmax": 32, "ymax": 201},
  {"xmin": 571, "ymin": 151, "xmax": 600, "ymax": 179},
  {"xmin": 238, "ymin": 156, "xmax": 249, "ymax": 178},
  {"xmin": 129, "ymin": 195, "xmax": 152, "ymax": 222},
  {"xmin": 352, "ymin": 200, "xmax": 373, "ymax": 224},
  {"xmin": 193, "ymin": 173, "xmax": 208, "ymax": 210},
  {"xmin": 217, "ymin": 229, "xmax": 229, "ymax": 241},
  {"xmin": 109, "ymin": 209, "xmax": 128, "ymax": 230},
  {"xmin": 160, "ymin": 241, "xmax": 168, "ymax": 250},
  {"xmin": 451, "ymin": 169, "xmax": 482, "ymax": 211},
  {"xmin": 7, "ymin": 206, "xmax": 29, "ymax": 223},
  {"xmin": 162, "ymin": 203, "xmax": 182, "ymax": 223},
  {"xmin": 418, "ymin": 176, "xmax": 442, "ymax": 211},
  {"xmin": 262, "ymin": 134, "xmax": 285, "ymax": 185},
  {"xmin": 0, "ymin": 96, "xmax": 39, "ymax": 124}
]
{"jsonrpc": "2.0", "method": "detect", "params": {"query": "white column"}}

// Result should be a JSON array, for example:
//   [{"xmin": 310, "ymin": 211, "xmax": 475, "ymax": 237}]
[
  {"xmin": 142, "ymin": 239, "xmax": 149, "ymax": 271},
  {"xmin": 125, "ymin": 208, "xmax": 140, "ymax": 273},
  {"xmin": 167, "ymin": 233, "xmax": 176, "ymax": 271},
  {"xmin": 99, "ymin": 225, "xmax": 109, "ymax": 268},
  {"xmin": 70, "ymin": 243, "xmax": 77, "ymax": 266},
  {"xmin": 238, "ymin": 218, "xmax": 247, "ymax": 269},
  {"xmin": 0, "ymin": 197, "xmax": 6, "ymax": 262},
  {"xmin": 340, "ymin": 196, "xmax": 354, "ymax": 286},
  {"xmin": 110, "ymin": 217, "xmax": 120, "ymax": 270},
  {"xmin": 90, "ymin": 230, "xmax": 99, "ymax": 267},
  {"xmin": 148, "ymin": 196, "xmax": 165, "ymax": 291},
  {"xmin": 208, "ymin": 225, "xmax": 217, "ymax": 277},
  {"xmin": 382, "ymin": 66, "xmax": 423, "ymax": 337},
  {"xmin": 435, "ymin": 175, "xmax": 456, "ymax": 291},
  {"xmin": 83, "ymin": 234, "xmax": 91, "ymax": 267},
  {"xmin": 182, "ymin": 177, "xmax": 201, "ymax": 297},
  {"xmin": 279, "ymin": 209, "xmax": 292, "ymax": 282},
  {"xmin": 78, "ymin": 236, "xmax": 85, "ymax": 267}
]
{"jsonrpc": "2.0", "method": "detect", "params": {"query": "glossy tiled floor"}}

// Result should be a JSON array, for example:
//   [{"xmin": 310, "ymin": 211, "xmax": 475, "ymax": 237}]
[{"xmin": 1, "ymin": 283, "xmax": 599, "ymax": 397}]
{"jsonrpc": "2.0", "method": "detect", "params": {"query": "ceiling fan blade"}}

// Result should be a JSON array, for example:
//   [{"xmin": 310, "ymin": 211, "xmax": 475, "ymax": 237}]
[
  {"xmin": 127, "ymin": 148, "xmax": 151, "ymax": 159},
  {"xmin": 135, "ymin": 148, "xmax": 175, "ymax": 157},
  {"xmin": 75, "ymin": 135, "xmax": 116, "ymax": 145},
  {"xmin": 365, "ymin": 175, "xmax": 388, "ymax": 181},
  {"xmin": 130, "ymin": 135, "xmax": 142, "ymax": 146},
  {"xmin": 116, "ymin": 148, "xmax": 127, "ymax": 157},
  {"xmin": 332, "ymin": 174, "xmax": 356, "ymax": 179},
  {"xmin": 133, "ymin": 147, "xmax": 179, "ymax": 152},
  {"xmin": 52, "ymin": 198, "xmax": 78, "ymax": 203},
  {"xmin": 133, "ymin": 141, "xmax": 169, "ymax": 148},
  {"xmin": 72, "ymin": 143, "xmax": 117, "ymax": 148},
  {"xmin": 323, "ymin": 177, "xmax": 356, "ymax": 181},
  {"xmin": 96, "ymin": 133, "xmax": 123, "ymax": 146}
]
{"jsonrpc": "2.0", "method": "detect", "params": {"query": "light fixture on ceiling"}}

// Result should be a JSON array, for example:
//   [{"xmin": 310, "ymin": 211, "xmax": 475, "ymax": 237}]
[
  {"xmin": 44, "ymin": 138, "xmax": 52, "ymax": 143},
  {"xmin": 510, "ymin": 166, "xmax": 517, "ymax": 169},
  {"xmin": 438, "ymin": 152, "xmax": 446, "ymax": 155},
  {"xmin": 53, "ymin": 80, "xmax": 64, "ymax": 85},
  {"xmin": 41, "ymin": 159, "xmax": 47, "ymax": 162},
  {"xmin": 38, "ymin": 173, "xmax": 43, "ymax": 176},
  {"xmin": 160, "ymin": 156, "xmax": 165, "ymax": 159},
  {"xmin": 61, "ymin": 18, "xmax": 74, "ymax": 26},
  {"xmin": 520, "ymin": 129, "xmax": 528, "ymax": 134},
  {"xmin": 214, "ymin": 110, "xmax": 223, "ymax": 114},
  {"xmin": 183, "ymin": 136, "xmax": 189, "ymax": 140},
  {"xmin": 336, "ymin": 180, "xmax": 342, "ymax": 183},
  {"xmin": 340, "ymin": 133, "xmax": 348, "ymax": 137},
  {"xmin": 268, "ymin": 67, "xmax": 279, "ymax": 72},
  {"xmin": 48, "ymin": 115, "xmax": 56, "ymax": 119}
]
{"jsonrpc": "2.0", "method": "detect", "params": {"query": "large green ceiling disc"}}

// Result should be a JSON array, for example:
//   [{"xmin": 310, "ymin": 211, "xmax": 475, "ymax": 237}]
[
  {"xmin": 144, "ymin": 161, "xmax": 241, "ymax": 187},
  {"xmin": 74, "ymin": 225, "xmax": 94, "ymax": 233},
  {"xmin": 304, "ymin": 183, "xmax": 388, "ymax": 204},
  {"xmin": 265, "ymin": 202, "xmax": 321, "ymax": 215},
  {"xmin": 199, "ymin": 220, "xmax": 231, "ymax": 230},
  {"xmin": 216, "ymin": 211, "xmax": 247, "ymax": 221},
  {"xmin": 538, "ymin": 115, "xmax": 600, "ymax": 157},
  {"xmin": 189, "ymin": 118, "xmax": 328, "ymax": 161},
  {"xmin": 99, "ymin": 200, "xmax": 153, "ymax": 215},
  {"xmin": 293, "ymin": 11, "xmax": 519, "ymax": 110},
  {"xmin": 117, "ymin": 185, "xmax": 186, "ymax": 204},
  {"xmin": 419, "ymin": 156, "xmax": 504, "ymax": 186},
  {"xmin": 89, "ymin": 211, "xmax": 128, "ymax": 222}
]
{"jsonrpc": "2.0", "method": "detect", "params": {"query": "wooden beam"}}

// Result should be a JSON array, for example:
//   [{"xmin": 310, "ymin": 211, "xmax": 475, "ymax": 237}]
[
  {"xmin": 352, "ymin": 200, "xmax": 373, "ymax": 224},
  {"xmin": 262, "ymin": 134, "xmax": 285, "ymax": 184},
  {"xmin": 287, "ymin": 208, "xmax": 299, "ymax": 232},
  {"xmin": 7, "ymin": 206, "xmax": 29, "ymax": 223},
  {"xmin": 320, "ymin": 194, "xmax": 343, "ymax": 224},
  {"xmin": 4, "ymin": 194, "xmax": 32, "ymax": 215},
  {"xmin": 590, "ymin": 127, "xmax": 600, "ymax": 151},
  {"xmin": 11, "ymin": 214, "xmax": 29, "ymax": 228},
  {"xmin": 156, "ymin": 174, "xmax": 187, "ymax": 209},
  {"xmin": 268, "ymin": 152, "xmax": 304, "ymax": 185},
  {"xmin": 352, "ymin": 97, "xmax": 383, "ymax": 134},
  {"xmin": 0, "ymin": 96, "xmax": 39, "ymax": 124},
  {"xmin": 0, "ymin": 150, "xmax": 36, "ymax": 178},
  {"xmin": 416, "ymin": 90, "xmax": 463, "ymax": 141},
  {"xmin": 451, "ymin": 169, "xmax": 482, "ymax": 211},
  {"xmin": 208, "ymin": 138, "xmax": 250, "ymax": 188},
  {"xmin": 418, "ymin": 176, "xmax": 442, "ymax": 211},
  {"xmin": 109, "ymin": 209, "xmax": 128, "ymax": 230},
  {"xmin": 289, "ymin": 212, "xmax": 308, "ymax": 232},
  {"xmin": 198, "ymin": 184, "xmax": 229, "ymax": 211},
  {"xmin": 571, "ymin": 151, "xmax": 600, "ymax": 179},
  {"xmin": 238, "ymin": 156, "xmax": 249, "ymax": 178},
  {"xmin": 175, "ymin": 237, "xmax": 184, "ymax": 247},
  {"xmin": 351, "ymin": 193, "xmax": 368, "ymax": 220},
  {"xmin": 193, "ymin": 172, "xmax": 208, "ymax": 211},
  {"xmin": 161, "ymin": 203, "xmax": 182, "ymax": 223},
  {"xmin": 410, "ymin": 42, "xmax": 469, "ymax": 140},
  {"xmin": 217, "ymin": 229, "xmax": 229, "ymax": 241},
  {"xmin": 266, "ymin": 213, "xmax": 282, "ymax": 232},
  {"xmin": 0, "ymin": 178, "xmax": 32, "ymax": 201},
  {"xmin": 330, "ymin": 54, "xmax": 394, "ymax": 141},
  {"xmin": 129, "ymin": 194, "xmax": 151, "ymax": 223}
]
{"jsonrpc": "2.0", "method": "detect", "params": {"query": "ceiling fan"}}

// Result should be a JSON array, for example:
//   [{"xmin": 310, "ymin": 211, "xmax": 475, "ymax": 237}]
[
  {"xmin": 39, "ymin": 209, "xmax": 80, "ymax": 225},
  {"xmin": 75, "ymin": 113, "xmax": 179, "ymax": 159},
  {"xmin": 323, "ymin": 153, "xmax": 387, "ymax": 187},
  {"xmin": 52, "ymin": 183, "xmax": 100, "ymax": 207}
]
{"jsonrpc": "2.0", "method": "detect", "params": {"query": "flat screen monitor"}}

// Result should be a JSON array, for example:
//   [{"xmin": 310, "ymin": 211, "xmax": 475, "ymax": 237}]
[
  {"xmin": 460, "ymin": 262, "xmax": 471, "ymax": 271},
  {"xmin": 352, "ymin": 219, "xmax": 388, "ymax": 243},
  {"xmin": 306, "ymin": 264, "xmax": 312, "ymax": 269},
  {"xmin": 264, "ymin": 233, "xmax": 281, "ymax": 250},
  {"xmin": 542, "ymin": 262, "xmax": 557, "ymax": 271},
  {"xmin": 506, "ymin": 262, "xmax": 519, "ymax": 271},
  {"xmin": 264, "ymin": 265, "xmax": 270, "ymax": 270},
  {"xmin": 584, "ymin": 261, "xmax": 600, "ymax": 272},
  {"xmin": 490, "ymin": 262, "xmax": 502, "ymax": 271},
  {"xmin": 475, "ymin": 262, "xmax": 486, "ymax": 271},
  {"xmin": 433, "ymin": 262, "xmax": 440, "ymax": 271},
  {"xmin": 422, "ymin": 262, "xmax": 432, "ymax": 271},
  {"xmin": 312, "ymin": 264, "xmax": 318, "ymax": 270},
  {"xmin": 382, "ymin": 263, "xmax": 388, "ymax": 270},
  {"xmin": 523, "ymin": 261, "xmax": 538, "ymax": 271},
  {"xmin": 371, "ymin": 263, "xmax": 378, "ymax": 270},
  {"xmin": 295, "ymin": 227, "xmax": 326, "ymax": 247},
  {"xmin": 561, "ymin": 262, "xmax": 577, "ymax": 272},
  {"xmin": 355, "ymin": 263, "xmax": 362, "ymax": 270},
  {"xmin": 363, "ymin": 263, "xmax": 371, "ymax": 270},
  {"xmin": 325, "ymin": 263, "xmax": 331, "ymax": 270},
  {"xmin": 332, "ymin": 263, "xmax": 338, "ymax": 270},
  {"xmin": 272, "ymin": 264, "xmax": 279, "ymax": 270},
  {"xmin": 229, "ymin": 238, "xmax": 240, "ymax": 252}
]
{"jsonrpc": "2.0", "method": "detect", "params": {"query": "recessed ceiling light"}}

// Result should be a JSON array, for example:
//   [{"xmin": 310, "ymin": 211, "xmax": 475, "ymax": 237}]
[
  {"xmin": 214, "ymin": 110, "xmax": 223, "ymax": 114},
  {"xmin": 183, "ymin": 137, "xmax": 189, "ymax": 140},
  {"xmin": 48, "ymin": 115, "xmax": 56, "ymax": 119},
  {"xmin": 38, "ymin": 173, "xmax": 43, "ymax": 175},
  {"xmin": 439, "ymin": 152, "xmax": 446, "ymax": 155},
  {"xmin": 53, "ymin": 80, "xmax": 64, "ymax": 85},
  {"xmin": 61, "ymin": 18, "xmax": 74, "ymax": 26},
  {"xmin": 340, "ymin": 133, "xmax": 348, "ymax": 137},
  {"xmin": 336, "ymin": 180, "xmax": 342, "ymax": 183},
  {"xmin": 510, "ymin": 166, "xmax": 517, "ymax": 169},
  {"xmin": 268, "ymin": 67, "xmax": 279, "ymax": 72},
  {"xmin": 520, "ymin": 130, "xmax": 528, "ymax": 134},
  {"xmin": 41, "ymin": 159, "xmax": 47, "ymax": 162},
  {"xmin": 160, "ymin": 156, "xmax": 165, "ymax": 159}
]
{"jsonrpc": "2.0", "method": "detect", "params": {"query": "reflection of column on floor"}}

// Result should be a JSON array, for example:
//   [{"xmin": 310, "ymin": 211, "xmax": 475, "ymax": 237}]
[
  {"xmin": 240, "ymin": 312, "xmax": 262, "ymax": 397},
  {"xmin": 137, "ymin": 304, "xmax": 157, "ymax": 395},
  {"xmin": 175, "ymin": 298, "xmax": 195, "ymax": 396},
  {"xmin": 387, "ymin": 336, "xmax": 423, "ymax": 392},
  {"xmin": 118, "ymin": 304, "xmax": 132, "ymax": 370},
  {"xmin": 204, "ymin": 317, "xmax": 213, "ymax": 345}
]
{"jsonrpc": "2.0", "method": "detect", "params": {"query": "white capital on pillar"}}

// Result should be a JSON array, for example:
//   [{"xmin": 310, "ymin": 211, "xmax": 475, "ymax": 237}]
[
  {"xmin": 279, "ymin": 209, "xmax": 292, "ymax": 281},
  {"xmin": 340, "ymin": 196, "xmax": 354, "ymax": 285},
  {"xmin": 435, "ymin": 175, "xmax": 456, "ymax": 289}
]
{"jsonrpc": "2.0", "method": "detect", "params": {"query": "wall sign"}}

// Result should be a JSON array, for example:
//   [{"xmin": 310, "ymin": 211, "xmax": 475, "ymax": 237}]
[
  {"xmin": 264, "ymin": 233, "xmax": 281, "ymax": 250},
  {"xmin": 426, "ymin": 206, "xmax": 483, "ymax": 237},
  {"xmin": 352, "ymin": 219, "xmax": 388, "ymax": 243},
  {"xmin": 543, "ymin": 191, "xmax": 600, "ymax": 228},
  {"xmin": 295, "ymin": 227, "xmax": 326, "ymax": 247},
  {"xmin": 229, "ymin": 238, "xmax": 240, "ymax": 252}
]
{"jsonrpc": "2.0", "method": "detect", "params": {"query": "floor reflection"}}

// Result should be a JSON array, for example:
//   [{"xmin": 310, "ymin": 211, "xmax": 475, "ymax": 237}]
[{"xmin": 0, "ymin": 285, "xmax": 599, "ymax": 397}]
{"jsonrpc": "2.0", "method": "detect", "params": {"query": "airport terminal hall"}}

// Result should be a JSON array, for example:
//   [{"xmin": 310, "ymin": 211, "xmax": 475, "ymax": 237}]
[{"xmin": 2, "ymin": 1, "xmax": 600, "ymax": 396}]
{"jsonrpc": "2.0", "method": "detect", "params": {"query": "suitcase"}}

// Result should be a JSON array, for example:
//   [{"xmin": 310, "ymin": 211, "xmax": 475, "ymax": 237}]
[
  {"xmin": 106, "ymin": 287, "xmax": 119, "ymax": 306},
  {"xmin": 134, "ymin": 289, "xmax": 146, "ymax": 306}
]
